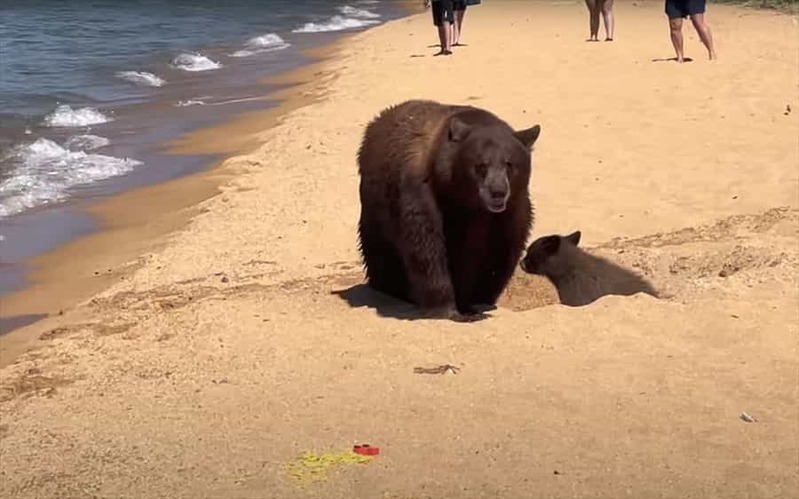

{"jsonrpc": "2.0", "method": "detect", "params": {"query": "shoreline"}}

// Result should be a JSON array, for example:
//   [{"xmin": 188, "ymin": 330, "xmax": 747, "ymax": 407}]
[{"xmin": 0, "ymin": 2, "xmax": 423, "ymax": 367}]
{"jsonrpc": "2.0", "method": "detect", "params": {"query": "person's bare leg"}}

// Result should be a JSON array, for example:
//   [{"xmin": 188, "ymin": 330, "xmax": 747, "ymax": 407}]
[
  {"xmin": 435, "ymin": 22, "xmax": 452, "ymax": 55},
  {"xmin": 453, "ymin": 9, "xmax": 466, "ymax": 45},
  {"xmin": 585, "ymin": 0, "xmax": 599, "ymax": 40},
  {"xmin": 690, "ymin": 13, "xmax": 716, "ymax": 60},
  {"xmin": 669, "ymin": 17, "xmax": 685, "ymax": 62},
  {"xmin": 435, "ymin": 24, "xmax": 446, "ymax": 54},
  {"xmin": 601, "ymin": 0, "xmax": 615, "ymax": 41}
]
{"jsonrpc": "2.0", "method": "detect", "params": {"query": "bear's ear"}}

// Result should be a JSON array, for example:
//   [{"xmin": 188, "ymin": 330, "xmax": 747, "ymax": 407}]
[
  {"xmin": 448, "ymin": 116, "xmax": 471, "ymax": 142},
  {"xmin": 538, "ymin": 235, "xmax": 561, "ymax": 255},
  {"xmin": 514, "ymin": 124, "xmax": 541, "ymax": 149},
  {"xmin": 565, "ymin": 230, "xmax": 581, "ymax": 247}
]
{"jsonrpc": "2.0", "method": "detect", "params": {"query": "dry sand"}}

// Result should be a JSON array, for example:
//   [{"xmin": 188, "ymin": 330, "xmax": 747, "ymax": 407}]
[{"xmin": 1, "ymin": 1, "xmax": 798, "ymax": 498}]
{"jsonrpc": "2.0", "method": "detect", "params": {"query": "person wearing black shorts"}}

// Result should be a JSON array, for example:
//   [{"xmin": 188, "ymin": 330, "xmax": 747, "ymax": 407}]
[
  {"xmin": 425, "ymin": 0, "xmax": 454, "ymax": 55},
  {"xmin": 665, "ymin": 0, "xmax": 716, "ymax": 62}
]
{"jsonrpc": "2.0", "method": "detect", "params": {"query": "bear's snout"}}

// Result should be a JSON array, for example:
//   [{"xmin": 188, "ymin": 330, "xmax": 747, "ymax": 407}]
[{"xmin": 488, "ymin": 185, "xmax": 507, "ymax": 200}]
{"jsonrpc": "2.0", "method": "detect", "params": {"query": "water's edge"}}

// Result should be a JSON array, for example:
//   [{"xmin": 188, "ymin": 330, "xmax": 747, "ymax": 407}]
[{"xmin": 0, "ymin": 2, "xmax": 421, "ymax": 362}]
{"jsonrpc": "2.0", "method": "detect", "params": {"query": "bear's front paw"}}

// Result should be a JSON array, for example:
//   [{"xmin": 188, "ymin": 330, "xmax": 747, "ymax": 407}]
[
  {"xmin": 420, "ymin": 305, "xmax": 459, "ymax": 320},
  {"xmin": 417, "ymin": 305, "xmax": 488, "ymax": 323}
]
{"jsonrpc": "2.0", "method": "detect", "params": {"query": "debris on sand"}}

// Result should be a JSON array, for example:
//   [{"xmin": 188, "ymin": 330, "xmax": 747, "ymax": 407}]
[
  {"xmin": 740, "ymin": 412, "xmax": 757, "ymax": 423},
  {"xmin": 285, "ymin": 450, "xmax": 373, "ymax": 485},
  {"xmin": 413, "ymin": 364, "xmax": 460, "ymax": 375}
]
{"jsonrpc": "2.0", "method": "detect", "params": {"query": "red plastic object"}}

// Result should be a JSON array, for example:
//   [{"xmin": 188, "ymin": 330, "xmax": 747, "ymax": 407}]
[{"xmin": 353, "ymin": 444, "xmax": 380, "ymax": 456}]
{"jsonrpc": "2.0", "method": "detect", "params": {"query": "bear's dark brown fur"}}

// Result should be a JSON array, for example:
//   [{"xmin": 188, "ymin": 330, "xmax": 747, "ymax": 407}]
[
  {"xmin": 357, "ymin": 99, "xmax": 541, "ymax": 321},
  {"xmin": 520, "ymin": 230, "xmax": 660, "ymax": 306}
]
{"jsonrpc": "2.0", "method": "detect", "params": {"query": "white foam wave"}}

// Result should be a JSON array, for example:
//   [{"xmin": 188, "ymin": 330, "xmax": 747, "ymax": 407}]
[
  {"xmin": 0, "ymin": 138, "xmax": 140, "ymax": 218},
  {"xmin": 292, "ymin": 15, "xmax": 380, "ymax": 33},
  {"xmin": 339, "ymin": 5, "xmax": 381, "ymax": 19},
  {"xmin": 231, "ymin": 33, "xmax": 291, "ymax": 57},
  {"xmin": 64, "ymin": 134, "xmax": 110, "ymax": 151},
  {"xmin": 174, "ymin": 99, "xmax": 206, "ymax": 107},
  {"xmin": 115, "ymin": 70, "xmax": 166, "ymax": 87},
  {"xmin": 43, "ymin": 105, "xmax": 112, "ymax": 128},
  {"xmin": 171, "ymin": 53, "xmax": 222, "ymax": 72}
]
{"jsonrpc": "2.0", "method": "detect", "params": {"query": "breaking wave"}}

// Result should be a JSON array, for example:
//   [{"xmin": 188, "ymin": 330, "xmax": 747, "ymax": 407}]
[
  {"xmin": 292, "ymin": 14, "xmax": 380, "ymax": 33},
  {"xmin": 115, "ymin": 70, "xmax": 166, "ymax": 87},
  {"xmin": 0, "ymin": 138, "xmax": 140, "ymax": 218},
  {"xmin": 171, "ymin": 53, "xmax": 222, "ymax": 72},
  {"xmin": 230, "ymin": 33, "xmax": 291, "ymax": 58},
  {"xmin": 43, "ymin": 105, "xmax": 112, "ymax": 128}
]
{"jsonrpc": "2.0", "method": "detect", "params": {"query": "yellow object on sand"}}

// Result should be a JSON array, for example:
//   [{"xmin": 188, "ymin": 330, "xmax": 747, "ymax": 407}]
[{"xmin": 285, "ymin": 450, "xmax": 373, "ymax": 484}]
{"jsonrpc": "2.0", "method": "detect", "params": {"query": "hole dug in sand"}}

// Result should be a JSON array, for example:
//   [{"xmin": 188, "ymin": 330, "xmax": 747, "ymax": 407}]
[
  {"xmin": 501, "ymin": 254, "xmax": 659, "ymax": 311},
  {"xmin": 502, "ymin": 208, "xmax": 798, "ymax": 311}
]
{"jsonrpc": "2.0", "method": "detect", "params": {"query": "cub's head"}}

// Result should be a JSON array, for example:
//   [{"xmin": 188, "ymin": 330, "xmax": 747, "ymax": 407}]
[
  {"xmin": 520, "ymin": 231, "xmax": 581, "ymax": 276},
  {"xmin": 443, "ymin": 113, "xmax": 541, "ymax": 214}
]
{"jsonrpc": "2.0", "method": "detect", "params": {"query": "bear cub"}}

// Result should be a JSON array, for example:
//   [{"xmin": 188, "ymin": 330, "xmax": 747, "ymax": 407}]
[{"xmin": 520, "ymin": 230, "xmax": 659, "ymax": 307}]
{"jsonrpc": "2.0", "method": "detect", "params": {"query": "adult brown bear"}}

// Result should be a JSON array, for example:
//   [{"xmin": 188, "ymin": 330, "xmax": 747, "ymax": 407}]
[{"xmin": 357, "ymin": 99, "xmax": 541, "ymax": 321}]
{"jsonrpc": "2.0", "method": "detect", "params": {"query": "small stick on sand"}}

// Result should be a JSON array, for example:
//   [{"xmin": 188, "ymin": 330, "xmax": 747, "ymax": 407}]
[{"xmin": 413, "ymin": 364, "xmax": 460, "ymax": 375}]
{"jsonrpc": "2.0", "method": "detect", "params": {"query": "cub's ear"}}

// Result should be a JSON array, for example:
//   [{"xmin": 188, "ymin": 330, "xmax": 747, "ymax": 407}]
[
  {"xmin": 538, "ymin": 235, "xmax": 561, "ymax": 255},
  {"xmin": 448, "ymin": 116, "xmax": 471, "ymax": 142},
  {"xmin": 514, "ymin": 124, "xmax": 541, "ymax": 149},
  {"xmin": 565, "ymin": 230, "xmax": 581, "ymax": 247}
]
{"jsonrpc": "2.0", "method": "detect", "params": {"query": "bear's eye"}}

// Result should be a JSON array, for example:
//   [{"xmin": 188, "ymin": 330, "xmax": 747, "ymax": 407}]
[{"xmin": 474, "ymin": 163, "xmax": 488, "ymax": 178}]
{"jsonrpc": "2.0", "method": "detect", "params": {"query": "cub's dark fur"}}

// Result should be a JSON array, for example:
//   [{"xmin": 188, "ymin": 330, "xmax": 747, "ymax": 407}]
[
  {"xmin": 520, "ymin": 231, "xmax": 659, "ymax": 307},
  {"xmin": 357, "ymin": 99, "xmax": 541, "ymax": 321}
]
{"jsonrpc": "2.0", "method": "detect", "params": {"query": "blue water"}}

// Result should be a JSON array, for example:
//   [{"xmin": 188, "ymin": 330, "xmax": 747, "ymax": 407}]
[
  {"xmin": 0, "ymin": 0, "xmax": 387, "ymax": 120},
  {"xmin": 0, "ymin": 0, "xmax": 396, "ymax": 220}
]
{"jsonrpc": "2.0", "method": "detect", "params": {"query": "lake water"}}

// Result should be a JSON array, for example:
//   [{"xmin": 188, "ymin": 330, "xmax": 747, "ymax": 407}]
[{"xmin": 0, "ymin": 0, "xmax": 403, "ymax": 297}]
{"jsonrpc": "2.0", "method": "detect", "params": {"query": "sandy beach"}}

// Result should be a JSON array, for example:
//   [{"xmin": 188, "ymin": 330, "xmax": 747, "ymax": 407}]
[{"xmin": 1, "ymin": 1, "xmax": 798, "ymax": 497}]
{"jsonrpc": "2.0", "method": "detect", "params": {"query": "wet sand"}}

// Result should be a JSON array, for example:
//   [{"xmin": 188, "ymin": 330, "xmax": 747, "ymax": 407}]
[{"xmin": 1, "ymin": 1, "xmax": 797, "ymax": 498}]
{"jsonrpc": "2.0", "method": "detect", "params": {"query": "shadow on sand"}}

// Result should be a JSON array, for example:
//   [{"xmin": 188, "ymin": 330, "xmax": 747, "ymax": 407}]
[
  {"xmin": 651, "ymin": 56, "xmax": 694, "ymax": 63},
  {"xmin": 332, "ymin": 284, "xmax": 494, "ymax": 322},
  {"xmin": 332, "ymin": 284, "xmax": 422, "ymax": 320}
]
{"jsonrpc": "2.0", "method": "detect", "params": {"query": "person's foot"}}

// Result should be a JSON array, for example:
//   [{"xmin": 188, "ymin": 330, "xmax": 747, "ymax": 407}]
[
  {"xmin": 453, "ymin": 42, "xmax": 467, "ymax": 46},
  {"xmin": 605, "ymin": 37, "xmax": 613, "ymax": 41},
  {"xmin": 708, "ymin": 50, "xmax": 716, "ymax": 60},
  {"xmin": 434, "ymin": 49, "xmax": 453, "ymax": 56}
]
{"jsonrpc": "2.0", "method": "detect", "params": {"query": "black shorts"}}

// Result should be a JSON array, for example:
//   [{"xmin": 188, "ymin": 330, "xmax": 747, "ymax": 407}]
[
  {"xmin": 665, "ymin": 0, "xmax": 706, "ymax": 19},
  {"xmin": 432, "ymin": 0, "xmax": 455, "ymax": 26},
  {"xmin": 453, "ymin": 0, "xmax": 467, "ymax": 11}
]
